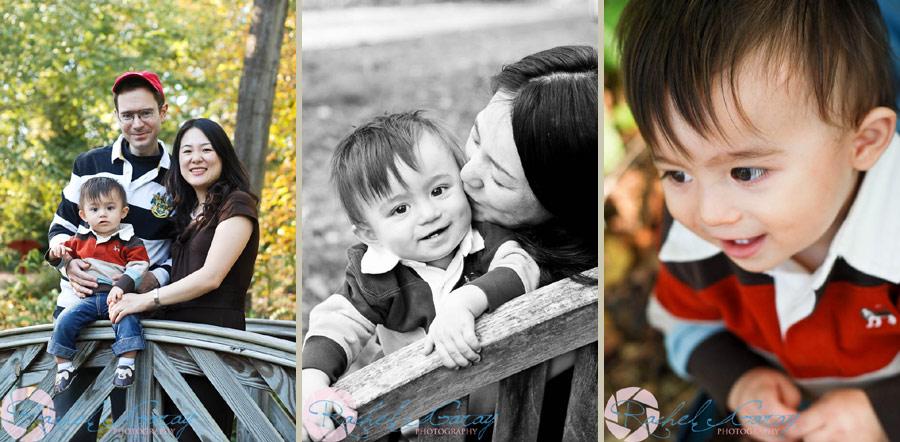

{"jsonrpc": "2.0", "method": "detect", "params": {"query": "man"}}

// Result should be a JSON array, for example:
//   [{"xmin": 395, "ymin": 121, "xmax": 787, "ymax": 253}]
[{"xmin": 48, "ymin": 71, "xmax": 174, "ymax": 440}]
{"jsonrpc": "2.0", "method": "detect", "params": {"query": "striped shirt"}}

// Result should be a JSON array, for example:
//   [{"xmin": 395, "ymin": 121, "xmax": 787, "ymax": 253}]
[
  {"xmin": 648, "ymin": 134, "xmax": 900, "ymax": 439},
  {"xmin": 49, "ymin": 135, "xmax": 174, "ymax": 309},
  {"xmin": 49, "ymin": 224, "xmax": 150, "ymax": 294}
]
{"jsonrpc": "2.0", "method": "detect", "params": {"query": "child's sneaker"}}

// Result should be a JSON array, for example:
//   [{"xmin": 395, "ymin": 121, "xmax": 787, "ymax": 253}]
[
  {"xmin": 55, "ymin": 367, "xmax": 77, "ymax": 394},
  {"xmin": 113, "ymin": 365, "xmax": 135, "ymax": 388}
]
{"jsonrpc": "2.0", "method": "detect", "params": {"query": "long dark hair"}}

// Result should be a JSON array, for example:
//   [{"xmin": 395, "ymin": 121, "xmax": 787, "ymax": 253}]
[
  {"xmin": 166, "ymin": 118, "xmax": 257, "ymax": 234},
  {"xmin": 492, "ymin": 45, "xmax": 599, "ymax": 284}
]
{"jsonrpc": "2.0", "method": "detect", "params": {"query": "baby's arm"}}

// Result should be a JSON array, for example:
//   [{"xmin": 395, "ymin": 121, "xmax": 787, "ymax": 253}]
[
  {"xmin": 114, "ymin": 237, "xmax": 151, "ymax": 294},
  {"xmin": 425, "ymin": 236, "xmax": 540, "ymax": 369},
  {"xmin": 45, "ymin": 239, "xmax": 76, "ymax": 269}
]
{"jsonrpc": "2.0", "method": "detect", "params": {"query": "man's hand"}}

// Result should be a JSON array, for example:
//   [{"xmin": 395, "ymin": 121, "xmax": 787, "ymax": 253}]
[
  {"xmin": 784, "ymin": 389, "xmax": 887, "ymax": 442},
  {"xmin": 727, "ymin": 367, "xmax": 803, "ymax": 441},
  {"xmin": 107, "ymin": 287, "xmax": 124, "ymax": 306},
  {"xmin": 422, "ymin": 285, "xmax": 486, "ymax": 369},
  {"xmin": 65, "ymin": 259, "xmax": 97, "ymax": 298}
]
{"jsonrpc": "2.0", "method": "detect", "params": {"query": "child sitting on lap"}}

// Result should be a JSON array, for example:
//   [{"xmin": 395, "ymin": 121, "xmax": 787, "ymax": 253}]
[
  {"xmin": 619, "ymin": 0, "xmax": 900, "ymax": 440},
  {"xmin": 47, "ymin": 177, "xmax": 150, "ymax": 392},
  {"xmin": 302, "ymin": 111, "xmax": 539, "ymax": 440}
]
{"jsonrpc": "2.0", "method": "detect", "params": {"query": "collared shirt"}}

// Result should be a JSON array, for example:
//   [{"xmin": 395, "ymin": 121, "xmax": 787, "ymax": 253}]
[
  {"xmin": 649, "ymin": 134, "xmax": 900, "ymax": 440},
  {"xmin": 48, "ymin": 135, "xmax": 174, "ymax": 308},
  {"xmin": 360, "ymin": 227, "xmax": 485, "ymax": 354}
]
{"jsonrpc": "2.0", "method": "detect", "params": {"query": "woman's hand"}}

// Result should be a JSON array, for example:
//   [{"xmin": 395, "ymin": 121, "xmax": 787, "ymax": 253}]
[
  {"xmin": 65, "ymin": 258, "xmax": 98, "ymax": 298},
  {"xmin": 108, "ymin": 292, "xmax": 152, "ymax": 323}
]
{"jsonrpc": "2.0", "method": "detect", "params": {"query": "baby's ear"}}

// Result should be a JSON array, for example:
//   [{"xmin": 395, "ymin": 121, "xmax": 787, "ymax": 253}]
[
  {"xmin": 851, "ymin": 106, "xmax": 897, "ymax": 171},
  {"xmin": 78, "ymin": 209, "xmax": 88, "ymax": 222},
  {"xmin": 352, "ymin": 224, "xmax": 378, "ymax": 245}
]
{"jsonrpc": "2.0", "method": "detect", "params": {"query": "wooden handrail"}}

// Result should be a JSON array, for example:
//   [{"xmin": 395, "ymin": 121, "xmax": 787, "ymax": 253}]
[
  {"xmin": 329, "ymin": 268, "xmax": 599, "ymax": 441},
  {"xmin": 0, "ymin": 319, "xmax": 297, "ymax": 442}
]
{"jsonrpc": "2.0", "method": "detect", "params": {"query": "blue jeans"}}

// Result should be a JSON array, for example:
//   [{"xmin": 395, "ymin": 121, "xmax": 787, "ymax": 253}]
[{"xmin": 48, "ymin": 293, "xmax": 145, "ymax": 359}]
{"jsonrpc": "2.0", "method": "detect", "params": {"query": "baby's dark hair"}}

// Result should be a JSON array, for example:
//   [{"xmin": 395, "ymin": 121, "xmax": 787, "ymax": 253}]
[
  {"xmin": 617, "ymin": 0, "xmax": 898, "ymax": 157},
  {"xmin": 79, "ymin": 177, "xmax": 128, "ymax": 207},
  {"xmin": 330, "ymin": 110, "xmax": 464, "ymax": 226}
]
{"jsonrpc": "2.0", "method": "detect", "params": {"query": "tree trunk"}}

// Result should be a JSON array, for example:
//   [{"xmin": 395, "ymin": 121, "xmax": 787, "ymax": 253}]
[{"xmin": 234, "ymin": 0, "xmax": 289, "ymax": 198}]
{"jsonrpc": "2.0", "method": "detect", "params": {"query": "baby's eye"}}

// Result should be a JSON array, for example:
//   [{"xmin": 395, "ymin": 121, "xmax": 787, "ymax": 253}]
[
  {"xmin": 661, "ymin": 170, "xmax": 694, "ymax": 183},
  {"xmin": 731, "ymin": 168, "xmax": 768, "ymax": 182},
  {"xmin": 391, "ymin": 204, "xmax": 409, "ymax": 216},
  {"xmin": 431, "ymin": 186, "xmax": 447, "ymax": 197}
]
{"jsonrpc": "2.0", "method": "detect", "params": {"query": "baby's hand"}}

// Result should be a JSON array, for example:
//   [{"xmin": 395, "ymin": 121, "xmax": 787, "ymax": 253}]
[
  {"xmin": 107, "ymin": 287, "xmax": 124, "ymax": 306},
  {"xmin": 302, "ymin": 369, "xmax": 354, "ymax": 442},
  {"xmin": 727, "ymin": 367, "xmax": 802, "ymax": 441},
  {"xmin": 423, "ymin": 287, "xmax": 483, "ymax": 369},
  {"xmin": 48, "ymin": 244, "xmax": 71, "ymax": 260},
  {"xmin": 784, "ymin": 389, "xmax": 887, "ymax": 442}
]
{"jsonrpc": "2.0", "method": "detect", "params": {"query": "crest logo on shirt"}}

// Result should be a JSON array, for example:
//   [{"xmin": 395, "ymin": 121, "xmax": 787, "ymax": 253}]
[
  {"xmin": 151, "ymin": 192, "xmax": 174, "ymax": 218},
  {"xmin": 861, "ymin": 305, "xmax": 897, "ymax": 328}
]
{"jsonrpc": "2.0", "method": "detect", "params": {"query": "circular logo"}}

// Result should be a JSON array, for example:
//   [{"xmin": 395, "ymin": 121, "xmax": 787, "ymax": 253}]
[
  {"xmin": 302, "ymin": 387, "xmax": 358, "ymax": 442},
  {"xmin": 605, "ymin": 386, "xmax": 659, "ymax": 442},
  {"xmin": 1, "ymin": 387, "xmax": 56, "ymax": 442}
]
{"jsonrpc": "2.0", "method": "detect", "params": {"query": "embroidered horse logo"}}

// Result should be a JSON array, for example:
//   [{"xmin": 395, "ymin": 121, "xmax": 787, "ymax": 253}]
[
  {"xmin": 861, "ymin": 306, "xmax": 897, "ymax": 328},
  {"xmin": 150, "ymin": 192, "xmax": 174, "ymax": 218}
]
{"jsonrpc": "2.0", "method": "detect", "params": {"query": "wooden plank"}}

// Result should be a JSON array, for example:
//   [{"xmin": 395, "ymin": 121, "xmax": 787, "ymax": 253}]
[
  {"xmin": 10, "ymin": 341, "xmax": 100, "ymax": 431},
  {"xmin": 152, "ymin": 344, "xmax": 271, "ymax": 390},
  {"xmin": 493, "ymin": 361, "xmax": 547, "ymax": 442},
  {"xmin": 150, "ymin": 343, "xmax": 228, "ymax": 441},
  {"xmin": 0, "ymin": 344, "xmax": 43, "ymax": 399},
  {"xmin": 187, "ymin": 347, "xmax": 283, "ymax": 442},
  {"xmin": 44, "ymin": 354, "xmax": 118, "ymax": 441},
  {"xmin": 251, "ymin": 358, "xmax": 296, "ymax": 416},
  {"xmin": 419, "ymin": 396, "xmax": 469, "ymax": 442},
  {"xmin": 151, "ymin": 409, "xmax": 181, "ymax": 442},
  {"xmin": 336, "ymin": 268, "xmax": 599, "ymax": 441},
  {"xmin": 124, "ymin": 347, "xmax": 154, "ymax": 440},
  {"xmin": 97, "ymin": 410, "xmax": 133, "ymax": 442},
  {"xmin": 261, "ymin": 391, "xmax": 297, "ymax": 442},
  {"xmin": 561, "ymin": 343, "xmax": 598, "ymax": 442},
  {"xmin": 236, "ymin": 388, "xmax": 264, "ymax": 442}
]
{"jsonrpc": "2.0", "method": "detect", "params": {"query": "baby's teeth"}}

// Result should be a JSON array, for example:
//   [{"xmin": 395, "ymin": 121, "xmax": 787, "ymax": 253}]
[{"xmin": 734, "ymin": 239, "xmax": 750, "ymax": 245}]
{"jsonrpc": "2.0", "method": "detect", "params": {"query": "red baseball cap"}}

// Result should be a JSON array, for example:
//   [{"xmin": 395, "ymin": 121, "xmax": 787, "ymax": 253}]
[{"xmin": 112, "ymin": 71, "xmax": 165, "ymax": 102}]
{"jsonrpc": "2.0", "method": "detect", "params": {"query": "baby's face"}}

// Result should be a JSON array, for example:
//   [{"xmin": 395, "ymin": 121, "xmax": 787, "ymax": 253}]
[
  {"xmin": 653, "ymin": 69, "xmax": 861, "ymax": 273},
  {"xmin": 80, "ymin": 194, "xmax": 128, "ymax": 237},
  {"xmin": 357, "ymin": 133, "xmax": 472, "ymax": 269}
]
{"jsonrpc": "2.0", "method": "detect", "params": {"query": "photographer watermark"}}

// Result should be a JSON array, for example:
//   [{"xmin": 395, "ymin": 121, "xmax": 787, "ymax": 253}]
[{"xmin": 605, "ymin": 386, "xmax": 799, "ymax": 441}]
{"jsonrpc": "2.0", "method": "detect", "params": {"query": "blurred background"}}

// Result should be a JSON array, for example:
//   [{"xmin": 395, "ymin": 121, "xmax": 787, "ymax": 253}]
[
  {"xmin": 300, "ymin": 0, "xmax": 598, "ymax": 345},
  {"xmin": 603, "ymin": 0, "xmax": 696, "ymax": 436},
  {"xmin": 0, "ymin": 1, "xmax": 296, "ymax": 329}
]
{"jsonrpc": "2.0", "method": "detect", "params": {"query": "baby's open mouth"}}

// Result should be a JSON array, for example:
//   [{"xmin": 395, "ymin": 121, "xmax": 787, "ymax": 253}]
[{"xmin": 422, "ymin": 226, "xmax": 448, "ymax": 240}]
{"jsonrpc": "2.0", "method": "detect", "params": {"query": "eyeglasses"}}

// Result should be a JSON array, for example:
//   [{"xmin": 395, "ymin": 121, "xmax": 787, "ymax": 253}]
[{"xmin": 118, "ymin": 105, "xmax": 163, "ymax": 123}]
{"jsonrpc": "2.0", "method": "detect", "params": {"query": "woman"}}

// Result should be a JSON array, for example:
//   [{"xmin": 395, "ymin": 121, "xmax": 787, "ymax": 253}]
[
  {"xmin": 461, "ymin": 44, "xmax": 598, "ymax": 284},
  {"xmin": 109, "ymin": 118, "xmax": 260, "ymax": 440},
  {"xmin": 459, "ymin": 44, "xmax": 598, "ymax": 442}
]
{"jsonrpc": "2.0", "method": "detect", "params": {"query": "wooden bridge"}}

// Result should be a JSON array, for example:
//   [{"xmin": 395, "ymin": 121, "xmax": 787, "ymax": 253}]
[
  {"xmin": 0, "ymin": 318, "xmax": 296, "ymax": 441},
  {"xmin": 316, "ymin": 267, "xmax": 599, "ymax": 442}
]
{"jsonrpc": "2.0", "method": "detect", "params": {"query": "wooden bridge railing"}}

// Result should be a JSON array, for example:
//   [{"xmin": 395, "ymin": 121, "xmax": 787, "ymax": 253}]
[
  {"xmin": 327, "ymin": 267, "xmax": 599, "ymax": 442},
  {"xmin": 0, "ymin": 319, "xmax": 297, "ymax": 442}
]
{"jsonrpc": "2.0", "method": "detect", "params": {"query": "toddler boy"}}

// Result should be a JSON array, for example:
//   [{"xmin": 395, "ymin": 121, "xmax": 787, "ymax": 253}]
[
  {"xmin": 618, "ymin": 0, "xmax": 900, "ymax": 440},
  {"xmin": 47, "ymin": 177, "xmax": 150, "ymax": 392},
  {"xmin": 302, "ymin": 111, "xmax": 539, "ymax": 439}
]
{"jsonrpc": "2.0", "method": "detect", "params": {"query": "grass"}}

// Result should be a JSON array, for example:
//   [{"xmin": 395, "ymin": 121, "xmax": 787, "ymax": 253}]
[{"xmin": 300, "ymin": 16, "xmax": 599, "ymax": 336}]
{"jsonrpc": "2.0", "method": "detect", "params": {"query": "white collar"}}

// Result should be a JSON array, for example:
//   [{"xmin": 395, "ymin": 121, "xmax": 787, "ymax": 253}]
[
  {"xmin": 659, "ymin": 133, "xmax": 900, "ymax": 284},
  {"xmin": 111, "ymin": 134, "xmax": 170, "ymax": 170},
  {"xmin": 77, "ymin": 223, "xmax": 135, "ymax": 243},
  {"xmin": 826, "ymin": 133, "xmax": 900, "ymax": 284},
  {"xmin": 360, "ymin": 226, "xmax": 485, "ymax": 274}
]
